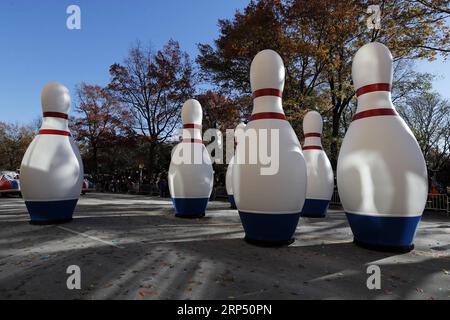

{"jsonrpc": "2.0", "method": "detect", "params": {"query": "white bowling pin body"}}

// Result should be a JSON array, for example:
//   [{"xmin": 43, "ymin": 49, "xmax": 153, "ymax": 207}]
[
  {"xmin": 337, "ymin": 42, "xmax": 428, "ymax": 252},
  {"xmin": 225, "ymin": 123, "xmax": 246, "ymax": 209},
  {"xmin": 168, "ymin": 99, "xmax": 214, "ymax": 217},
  {"xmin": 20, "ymin": 82, "xmax": 84, "ymax": 224},
  {"xmin": 301, "ymin": 111, "xmax": 334, "ymax": 218},
  {"xmin": 232, "ymin": 50, "xmax": 307, "ymax": 245}
]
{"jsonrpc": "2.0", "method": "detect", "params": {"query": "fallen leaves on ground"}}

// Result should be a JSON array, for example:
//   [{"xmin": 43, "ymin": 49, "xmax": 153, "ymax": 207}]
[{"xmin": 138, "ymin": 290, "xmax": 157, "ymax": 297}]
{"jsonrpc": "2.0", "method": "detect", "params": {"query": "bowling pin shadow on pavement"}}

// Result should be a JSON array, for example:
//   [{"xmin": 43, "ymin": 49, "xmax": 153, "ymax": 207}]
[
  {"xmin": 337, "ymin": 42, "xmax": 428, "ymax": 253},
  {"xmin": 20, "ymin": 83, "xmax": 84, "ymax": 225},
  {"xmin": 233, "ymin": 50, "xmax": 307, "ymax": 247},
  {"xmin": 168, "ymin": 99, "xmax": 214, "ymax": 218}
]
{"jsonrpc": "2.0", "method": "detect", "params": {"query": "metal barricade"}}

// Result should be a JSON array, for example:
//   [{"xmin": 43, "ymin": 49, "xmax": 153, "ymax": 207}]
[
  {"xmin": 426, "ymin": 194, "xmax": 450, "ymax": 216},
  {"xmin": 330, "ymin": 189, "xmax": 341, "ymax": 206},
  {"xmin": 329, "ymin": 190, "xmax": 449, "ymax": 216}
]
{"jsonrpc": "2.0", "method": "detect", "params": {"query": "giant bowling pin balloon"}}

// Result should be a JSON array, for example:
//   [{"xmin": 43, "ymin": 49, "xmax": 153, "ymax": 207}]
[
  {"xmin": 337, "ymin": 42, "xmax": 428, "ymax": 252},
  {"xmin": 301, "ymin": 111, "xmax": 334, "ymax": 218},
  {"xmin": 168, "ymin": 99, "xmax": 214, "ymax": 218},
  {"xmin": 20, "ymin": 82, "xmax": 84, "ymax": 224},
  {"xmin": 233, "ymin": 50, "xmax": 307, "ymax": 246},
  {"xmin": 225, "ymin": 123, "xmax": 246, "ymax": 209}
]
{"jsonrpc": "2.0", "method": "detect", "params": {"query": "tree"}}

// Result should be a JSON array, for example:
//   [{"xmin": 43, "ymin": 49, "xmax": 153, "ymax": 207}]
[
  {"xmin": 108, "ymin": 40, "xmax": 194, "ymax": 181},
  {"xmin": 73, "ymin": 83, "xmax": 133, "ymax": 175},
  {"xmin": 288, "ymin": 0, "xmax": 450, "ymax": 167},
  {"xmin": 197, "ymin": 0, "xmax": 450, "ymax": 168},
  {"xmin": 196, "ymin": 91, "xmax": 241, "ymax": 186},
  {"xmin": 197, "ymin": 91, "xmax": 240, "ymax": 131},
  {"xmin": 0, "ymin": 122, "xmax": 34, "ymax": 170},
  {"xmin": 414, "ymin": 0, "xmax": 450, "ymax": 23},
  {"xmin": 197, "ymin": 0, "xmax": 326, "ymax": 131},
  {"xmin": 391, "ymin": 61, "xmax": 435, "ymax": 104},
  {"xmin": 412, "ymin": 0, "xmax": 450, "ymax": 53},
  {"xmin": 398, "ymin": 91, "xmax": 450, "ymax": 172}
]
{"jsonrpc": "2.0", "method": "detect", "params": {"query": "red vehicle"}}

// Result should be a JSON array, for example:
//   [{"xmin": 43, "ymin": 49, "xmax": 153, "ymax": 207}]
[{"xmin": 0, "ymin": 172, "xmax": 21, "ymax": 197}]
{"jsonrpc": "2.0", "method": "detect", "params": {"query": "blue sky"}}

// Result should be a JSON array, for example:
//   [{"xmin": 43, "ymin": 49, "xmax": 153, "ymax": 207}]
[
  {"xmin": 0, "ymin": 0, "xmax": 448, "ymax": 124},
  {"xmin": 0, "ymin": 0, "xmax": 250, "ymax": 124}
]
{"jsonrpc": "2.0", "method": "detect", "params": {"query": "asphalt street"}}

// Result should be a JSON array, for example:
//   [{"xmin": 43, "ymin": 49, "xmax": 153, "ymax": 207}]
[{"xmin": 0, "ymin": 193, "xmax": 448, "ymax": 300}]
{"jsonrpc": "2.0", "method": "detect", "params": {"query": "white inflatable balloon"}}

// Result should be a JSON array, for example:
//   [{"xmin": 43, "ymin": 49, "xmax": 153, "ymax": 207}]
[
  {"xmin": 301, "ymin": 111, "xmax": 334, "ymax": 218},
  {"xmin": 20, "ymin": 82, "xmax": 84, "ymax": 224},
  {"xmin": 168, "ymin": 99, "xmax": 214, "ymax": 217},
  {"xmin": 225, "ymin": 123, "xmax": 246, "ymax": 209},
  {"xmin": 233, "ymin": 49, "xmax": 307, "ymax": 245},
  {"xmin": 337, "ymin": 42, "xmax": 428, "ymax": 252}
]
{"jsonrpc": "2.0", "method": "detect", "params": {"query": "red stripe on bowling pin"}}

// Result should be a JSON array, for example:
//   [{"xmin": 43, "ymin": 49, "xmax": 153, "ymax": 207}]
[
  {"xmin": 253, "ymin": 88, "xmax": 283, "ymax": 99},
  {"xmin": 43, "ymin": 112, "xmax": 69, "ymax": 119},
  {"xmin": 249, "ymin": 112, "xmax": 287, "ymax": 122},
  {"xmin": 304, "ymin": 132, "xmax": 322, "ymax": 150},
  {"xmin": 39, "ymin": 129, "xmax": 71, "ymax": 136},
  {"xmin": 182, "ymin": 139, "xmax": 203, "ymax": 144},
  {"xmin": 183, "ymin": 124, "xmax": 202, "ymax": 129},
  {"xmin": 304, "ymin": 133, "xmax": 321, "ymax": 138},
  {"xmin": 303, "ymin": 146, "xmax": 323, "ymax": 150},
  {"xmin": 352, "ymin": 108, "xmax": 398, "ymax": 122},
  {"xmin": 356, "ymin": 83, "xmax": 391, "ymax": 97}
]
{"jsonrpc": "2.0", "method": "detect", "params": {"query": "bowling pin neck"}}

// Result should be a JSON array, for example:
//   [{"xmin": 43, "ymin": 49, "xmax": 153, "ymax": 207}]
[
  {"xmin": 304, "ymin": 133, "xmax": 322, "ymax": 149},
  {"xmin": 182, "ymin": 124, "xmax": 202, "ymax": 141},
  {"xmin": 356, "ymin": 87, "xmax": 395, "ymax": 114},
  {"xmin": 251, "ymin": 96, "xmax": 285, "ymax": 116},
  {"xmin": 41, "ymin": 116, "xmax": 69, "ymax": 132}
]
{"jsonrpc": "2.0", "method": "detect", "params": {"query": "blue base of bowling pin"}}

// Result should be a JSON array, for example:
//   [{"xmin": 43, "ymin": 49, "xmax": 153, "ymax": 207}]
[
  {"xmin": 228, "ymin": 195, "xmax": 237, "ymax": 209},
  {"xmin": 172, "ymin": 198, "xmax": 208, "ymax": 218},
  {"xmin": 346, "ymin": 212, "xmax": 421, "ymax": 253},
  {"xmin": 25, "ymin": 199, "xmax": 78, "ymax": 225},
  {"xmin": 238, "ymin": 211, "xmax": 300, "ymax": 247},
  {"xmin": 300, "ymin": 199, "xmax": 329, "ymax": 218}
]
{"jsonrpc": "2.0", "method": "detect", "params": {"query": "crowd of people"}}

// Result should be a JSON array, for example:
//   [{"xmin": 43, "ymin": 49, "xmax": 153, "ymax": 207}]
[
  {"xmin": 90, "ymin": 171, "xmax": 229, "ymax": 199},
  {"xmin": 93, "ymin": 172, "xmax": 171, "ymax": 197},
  {"xmin": 90, "ymin": 171, "xmax": 450, "ymax": 200}
]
